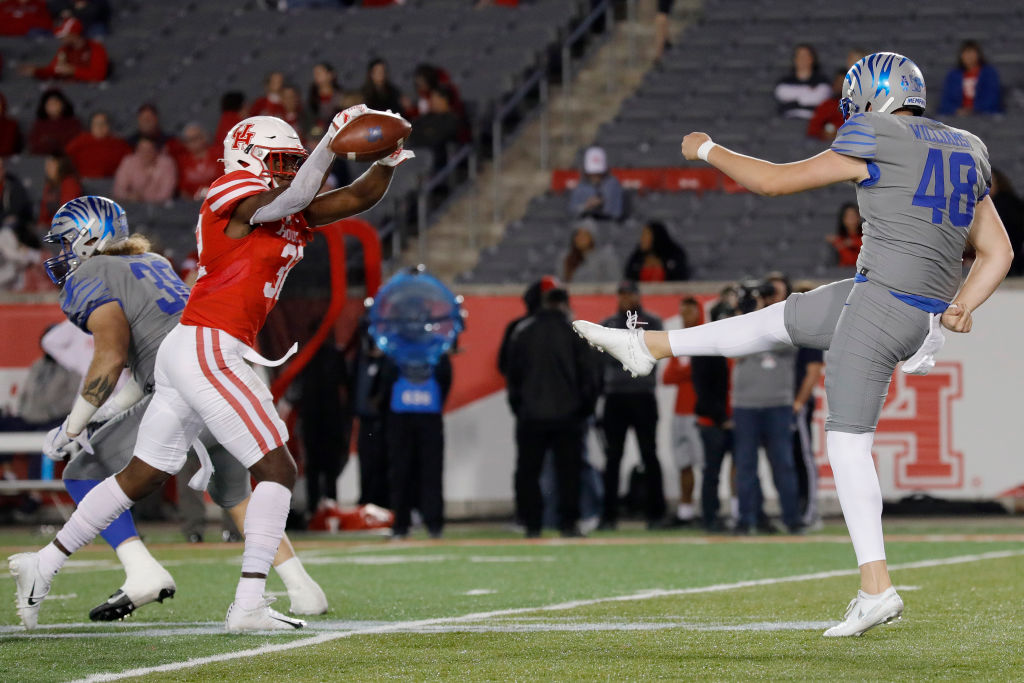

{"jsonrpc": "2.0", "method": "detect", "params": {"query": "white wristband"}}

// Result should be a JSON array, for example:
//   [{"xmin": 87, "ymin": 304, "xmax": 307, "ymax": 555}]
[
  {"xmin": 66, "ymin": 394, "xmax": 99, "ymax": 436},
  {"xmin": 697, "ymin": 140, "xmax": 718, "ymax": 162}
]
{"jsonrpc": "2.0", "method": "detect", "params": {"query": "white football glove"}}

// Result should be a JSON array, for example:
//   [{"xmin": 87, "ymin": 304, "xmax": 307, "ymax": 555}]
[
  {"xmin": 329, "ymin": 104, "xmax": 370, "ymax": 138},
  {"xmin": 375, "ymin": 147, "xmax": 415, "ymax": 168},
  {"xmin": 43, "ymin": 418, "xmax": 94, "ymax": 463}
]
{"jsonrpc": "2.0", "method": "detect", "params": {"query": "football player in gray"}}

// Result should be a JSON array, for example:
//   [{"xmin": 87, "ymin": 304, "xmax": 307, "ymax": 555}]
[{"xmin": 573, "ymin": 52, "xmax": 1012, "ymax": 637}]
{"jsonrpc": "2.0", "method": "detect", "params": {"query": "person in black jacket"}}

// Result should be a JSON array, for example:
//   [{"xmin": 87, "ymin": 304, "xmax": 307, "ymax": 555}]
[
  {"xmin": 597, "ymin": 281, "xmax": 666, "ymax": 529},
  {"xmin": 691, "ymin": 354, "xmax": 731, "ymax": 532},
  {"xmin": 506, "ymin": 287, "xmax": 597, "ymax": 538},
  {"xmin": 623, "ymin": 220, "xmax": 690, "ymax": 282},
  {"xmin": 352, "ymin": 324, "xmax": 390, "ymax": 508},
  {"xmin": 380, "ymin": 353, "xmax": 452, "ymax": 539}
]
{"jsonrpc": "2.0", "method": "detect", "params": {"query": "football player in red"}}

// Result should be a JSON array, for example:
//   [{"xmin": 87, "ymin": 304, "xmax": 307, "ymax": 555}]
[{"xmin": 10, "ymin": 106, "xmax": 413, "ymax": 631}]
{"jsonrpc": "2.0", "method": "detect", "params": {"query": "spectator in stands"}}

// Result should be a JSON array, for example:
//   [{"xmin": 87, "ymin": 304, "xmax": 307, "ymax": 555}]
[
  {"xmin": 128, "ymin": 103, "xmax": 173, "ymax": 149},
  {"xmin": 249, "ymin": 71, "xmax": 286, "ymax": 118},
  {"xmin": 407, "ymin": 85, "xmax": 461, "ymax": 170},
  {"xmin": 0, "ymin": 157, "xmax": 33, "ymax": 232},
  {"xmin": 213, "ymin": 91, "xmax": 246, "ymax": 148},
  {"xmin": 826, "ymin": 202, "xmax": 862, "ymax": 267},
  {"xmin": 0, "ymin": 158, "xmax": 40, "ymax": 291},
  {"xmin": 939, "ymin": 40, "xmax": 1003, "ymax": 116},
  {"xmin": 623, "ymin": 220, "xmax": 689, "ymax": 282},
  {"xmin": 730, "ymin": 277, "xmax": 802, "ymax": 535},
  {"xmin": 569, "ymin": 146, "xmax": 625, "ymax": 221},
  {"xmin": 774, "ymin": 43, "xmax": 831, "ymax": 119},
  {"xmin": 807, "ymin": 69, "xmax": 846, "ymax": 142},
  {"xmin": 991, "ymin": 169, "xmax": 1024, "ymax": 276},
  {"xmin": 559, "ymin": 221, "xmax": 619, "ymax": 283},
  {"xmin": 654, "ymin": 0, "xmax": 674, "ymax": 60},
  {"xmin": 38, "ymin": 153, "xmax": 82, "ymax": 227},
  {"xmin": 18, "ymin": 17, "xmax": 108, "ymax": 82},
  {"xmin": 598, "ymin": 281, "xmax": 666, "ymax": 530},
  {"xmin": 112, "ymin": 137, "xmax": 177, "ymax": 204},
  {"xmin": 64, "ymin": 111, "xmax": 131, "ymax": 179},
  {"xmin": 279, "ymin": 85, "xmax": 310, "ymax": 143},
  {"xmin": 662, "ymin": 296, "xmax": 702, "ymax": 526},
  {"xmin": 361, "ymin": 58, "xmax": 409, "ymax": 114},
  {"xmin": 51, "ymin": 0, "xmax": 111, "ymax": 37},
  {"xmin": 175, "ymin": 123, "xmax": 220, "ymax": 200},
  {"xmin": 27, "ymin": 89, "xmax": 81, "ymax": 155},
  {"xmin": 308, "ymin": 62, "xmax": 345, "ymax": 137},
  {"xmin": 28, "ymin": 88, "xmax": 82, "ymax": 155},
  {"xmin": 506, "ymin": 286, "xmax": 597, "ymax": 538},
  {"xmin": 0, "ymin": 92, "xmax": 25, "ymax": 157},
  {"xmin": 0, "ymin": 0, "xmax": 52, "ymax": 36}
]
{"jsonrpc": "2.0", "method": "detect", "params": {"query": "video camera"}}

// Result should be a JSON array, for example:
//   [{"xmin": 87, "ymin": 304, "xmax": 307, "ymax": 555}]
[{"xmin": 735, "ymin": 278, "xmax": 776, "ymax": 314}]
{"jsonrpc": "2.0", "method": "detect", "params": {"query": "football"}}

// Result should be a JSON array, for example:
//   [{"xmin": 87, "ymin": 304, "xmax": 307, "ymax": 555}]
[{"xmin": 330, "ymin": 111, "xmax": 412, "ymax": 162}]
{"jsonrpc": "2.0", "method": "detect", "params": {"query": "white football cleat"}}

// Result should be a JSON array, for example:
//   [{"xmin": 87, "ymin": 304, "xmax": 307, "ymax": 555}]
[
  {"xmin": 8, "ymin": 552, "xmax": 51, "ymax": 630},
  {"xmin": 89, "ymin": 565, "xmax": 177, "ymax": 621},
  {"xmin": 287, "ymin": 574, "xmax": 328, "ymax": 616},
  {"xmin": 225, "ymin": 597, "xmax": 307, "ymax": 632},
  {"xmin": 823, "ymin": 586, "xmax": 904, "ymax": 637},
  {"xmin": 572, "ymin": 320, "xmax": 656, "ymax": 378}
]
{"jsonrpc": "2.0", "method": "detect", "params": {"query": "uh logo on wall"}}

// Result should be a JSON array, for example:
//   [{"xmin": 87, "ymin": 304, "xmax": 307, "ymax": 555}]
[{"xmin": 812, "ymin": 362, "xmax": 965, "ymax": 491}]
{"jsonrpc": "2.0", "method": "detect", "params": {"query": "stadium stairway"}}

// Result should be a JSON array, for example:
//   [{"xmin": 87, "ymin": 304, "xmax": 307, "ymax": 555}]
[{"xmin": 402, "ymin": 0, "xmax": 701, "ymax": 283}]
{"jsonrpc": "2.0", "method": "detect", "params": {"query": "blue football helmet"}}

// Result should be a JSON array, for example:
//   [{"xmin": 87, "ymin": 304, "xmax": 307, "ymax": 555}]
[
  {"xmin": 840, "ymin": 52, "xmax": 926, "ymax": 120},
  {"xmin": 44, "ymin": 196, "xmax": 129, "ymax": 286}
]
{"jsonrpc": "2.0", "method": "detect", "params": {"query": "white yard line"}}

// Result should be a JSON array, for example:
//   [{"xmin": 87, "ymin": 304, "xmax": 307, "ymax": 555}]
[{"xmin": 70, "ymin": 549, "xmax": 1024, "ymax": 683}]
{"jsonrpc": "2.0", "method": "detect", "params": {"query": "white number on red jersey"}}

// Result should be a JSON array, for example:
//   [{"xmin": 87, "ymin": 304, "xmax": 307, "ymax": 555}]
[{"xmin": 263, "ymin": 243, "xmax": 302, "ymax": 301}]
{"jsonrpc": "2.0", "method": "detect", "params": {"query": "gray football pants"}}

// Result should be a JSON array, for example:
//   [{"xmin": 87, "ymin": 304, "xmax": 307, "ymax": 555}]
[
  {"xmin": 62, "ymin": 394, "xmax": 251, "ymax": 509},
  {"xmin": 784, "ymin": 278, "xmax": 930, "ymax": 434}
]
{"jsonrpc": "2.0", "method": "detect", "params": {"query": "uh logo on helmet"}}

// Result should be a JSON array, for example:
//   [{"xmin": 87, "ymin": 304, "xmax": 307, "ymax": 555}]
[
  {"xmin": 222, "ymin": 116, "xmax": 309, "ymax": 187},
  {"xmin": 840, "ymin": 52, "xmax": 926, "ymax": 120}
]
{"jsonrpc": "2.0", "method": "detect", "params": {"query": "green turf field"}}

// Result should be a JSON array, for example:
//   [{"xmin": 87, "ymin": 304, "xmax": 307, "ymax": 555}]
[{"xmin": 2, "ymin": 519, "xmax": 1022, "ymax": 681}]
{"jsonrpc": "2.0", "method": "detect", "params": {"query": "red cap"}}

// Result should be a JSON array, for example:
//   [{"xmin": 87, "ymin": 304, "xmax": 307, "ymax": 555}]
[
  {"xmin": 539, "ymin": 275, "xmax": 561, "ymax": 293},
  {"xmin": 55, "ymin": 17, "xmax": 84, "ymax": 38}
]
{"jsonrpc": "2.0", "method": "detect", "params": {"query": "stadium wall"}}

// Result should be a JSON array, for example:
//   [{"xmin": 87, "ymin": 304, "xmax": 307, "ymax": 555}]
[{"xmin": 3, "ymin": 289, "xmax": 1023, "ymax": 514}]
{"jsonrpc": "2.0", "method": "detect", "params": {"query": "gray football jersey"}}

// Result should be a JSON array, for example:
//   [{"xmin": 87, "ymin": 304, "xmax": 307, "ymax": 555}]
[
  {"xmin": 60, "ymin": 253, "xmax": 190, "ymax": 391},
  {"xmin": 831, "ymin": 112, "xmax": 991, "ymax": 301}
]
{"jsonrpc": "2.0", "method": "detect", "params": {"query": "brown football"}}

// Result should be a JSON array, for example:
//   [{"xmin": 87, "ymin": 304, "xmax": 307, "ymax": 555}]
[{"xmin": 329, "ymin": 111, "xmax": 412, "ymax": 162}]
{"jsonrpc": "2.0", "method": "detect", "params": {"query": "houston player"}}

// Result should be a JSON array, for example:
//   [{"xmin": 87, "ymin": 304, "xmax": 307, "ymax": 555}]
[
  {"xmin": 28, "ymin": 195, "xmax": 327, "ymax": 622},
  {"xmin": 573, "ymin": 53, "xmax": 1012, "ymax": 635},
  {"xmin": 10, "ymin": 106, "xmax": 412, "ymax": 631}
]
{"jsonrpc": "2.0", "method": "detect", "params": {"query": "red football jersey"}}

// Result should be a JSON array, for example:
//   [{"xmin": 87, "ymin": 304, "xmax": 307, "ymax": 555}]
[{"xmin": 180, "ymin": 170, "xmax": 312, "ymax": 347}]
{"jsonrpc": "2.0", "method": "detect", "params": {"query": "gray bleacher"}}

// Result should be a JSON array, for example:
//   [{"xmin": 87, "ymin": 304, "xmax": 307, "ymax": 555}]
[
  {"xmin": 1, "ymin": 0, "xmax": 586, "ymax": 281},
  {"xmin": 464, "ymin": 0, "xmax": 1024, "ymax": 285}
]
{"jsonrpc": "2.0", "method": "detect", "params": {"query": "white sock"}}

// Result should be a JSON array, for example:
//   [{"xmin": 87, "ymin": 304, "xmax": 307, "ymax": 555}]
[
  {"xmin": 36, "ymin": 543, "xmax": 68, "ymax": 580},
  {"xmin": 235, "ymin": 577, "xmax": 265, "ymax": 610},
  {"xmin": 826, "ymin": 430, "xmax": 886, "ymax": 566},
  {"xmin": 115, "ymin": 539, "xmax": 162, "ymax": 581},
  {"xmin": 676, "ymin": 503, "xmax": 695, "ymax": 520},
  {"xmin": 729, "ymin": 497, "xmax": 739, "ymax": 520},
  {"xmin": 667, "ymin": 301, "xmax": 792, "ymax": 357},
  {"xmin": 236, "ymin": 481, "xmax": 292, "ymax": 609},
  {"xmin": 275, "ymin": 556, "xmax": 312, "ymax": 592},
  {"xmin": 53, "ymin": 477, "xmax": 133, "ymax": 563}
]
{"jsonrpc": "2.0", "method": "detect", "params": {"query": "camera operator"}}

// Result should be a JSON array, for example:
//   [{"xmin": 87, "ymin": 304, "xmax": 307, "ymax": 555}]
[{"xmin": 730, "ymin": 276, "xmax": 802, "ymax": 534}]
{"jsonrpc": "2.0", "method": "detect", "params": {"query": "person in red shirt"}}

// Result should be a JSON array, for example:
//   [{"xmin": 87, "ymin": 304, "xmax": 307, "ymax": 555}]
[
  {"xmin": 826, "ymin": 202, "xmax": 862, "ymax": 267},
  {"xmin": 18, "ymin": 17, "xmax": 108, "ymax": 82},
  {"xmin": 175, "ymin": 123, "xmax": 221, "ymax": 200},
  {"xmin": 0, "ymin": 0, "xmax": 52, "ymax": 36},
  {"xmin": 662, "ymin": 297, "xmax": 704, "ymax": 525},
  {"xmin": 37, "ymin": 153, "xmax": 83, "ymax": 227},
  {"xmin": 28, "ymin": 88, "xmax": 82, "ymax": 155},
  {"xmin": 806, "ymin": 70, "xmax": 847, "ymax": 142},
  {"xmin": 279, "ymin": 85, "xmax": 310, "ymax": 143},
  {"xmin": 249, "ymin": 72, "xmax": 286, "ymax": 118},
  {"xmin": 0, "ymin": 92, "xmax": 25, "ymax": 157},
  {"xmin": 64, "ymin": 112, "xmax": 131, "ymax": 178},
  {"xmin": 15, "ymin": 108, "xmax": 416, "ymax": 633}
]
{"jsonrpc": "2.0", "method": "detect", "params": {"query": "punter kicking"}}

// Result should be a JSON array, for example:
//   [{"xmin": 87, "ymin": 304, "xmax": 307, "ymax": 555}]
[{"xmin": 573, "ymin": 53, "xmax": 1012, "ymax": 636}]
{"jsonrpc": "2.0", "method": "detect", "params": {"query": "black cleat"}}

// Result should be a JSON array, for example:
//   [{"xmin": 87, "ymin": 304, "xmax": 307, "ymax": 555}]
[{"xmin": 89, "ymin": 587, "xmax": 175, "ymax": 621}]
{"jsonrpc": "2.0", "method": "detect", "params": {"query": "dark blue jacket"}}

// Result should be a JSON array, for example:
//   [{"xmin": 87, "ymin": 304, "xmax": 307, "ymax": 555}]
[{"xmin": 938, "ymin": 65, "xmax": 1002, "ymax": 114}]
